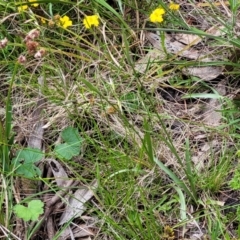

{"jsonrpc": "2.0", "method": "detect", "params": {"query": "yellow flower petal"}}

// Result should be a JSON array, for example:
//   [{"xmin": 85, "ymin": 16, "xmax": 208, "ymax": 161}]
[
  {"xmin": 18, "ymin": 5, "xmax": 28, "ymax": 13},
  {"xmin": 149, "ymin": 8, "xmax": 165, "ymax": 23},
  {"xmin": 83, "ymin": 15, "xmax": 99, "ymax": 29},
  {"xmin": 29, "ymin": 0, "xmax": 39, "ymax": 7},
  {"xmin": 41, "ymin": 17, "xmax": 46, "ymax": 24},
  {"xmin": 169, "ymin": 2, "xmax": 180, "ymax": 10},
  {"xmin": 154, "ymin": 8, "xmax": 165, "ymax": 15},
  {"xmin": 59, "ymin": 15, "xmax": 73, "ymax": 29}
]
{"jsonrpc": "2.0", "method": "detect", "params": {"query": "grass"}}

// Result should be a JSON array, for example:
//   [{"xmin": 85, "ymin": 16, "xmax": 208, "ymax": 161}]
[{"xmin": 1, "ymin": 0, "xmax": 240, "ymax": 239}]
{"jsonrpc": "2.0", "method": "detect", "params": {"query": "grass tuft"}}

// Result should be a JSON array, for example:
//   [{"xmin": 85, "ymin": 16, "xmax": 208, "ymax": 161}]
[{"xmin": 1, "ymin": 0, "xmax": 240, "ymax": 239}]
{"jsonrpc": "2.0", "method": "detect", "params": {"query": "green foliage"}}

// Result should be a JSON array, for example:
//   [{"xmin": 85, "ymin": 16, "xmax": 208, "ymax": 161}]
[
  {"xmin": 0, "ymin": 76, "xmax": 14, "ymax": 173},
  {"xmin": 236, "ymin": 206, "xmax": 240, "ymax": 222},
  {"xmin": 12, "ymin": 148, "xmax": 44, "ymax": 178},
  {"xmin": 229, "ymin": 168, "xmax": 240, "ymax": 190},
  {"xmin": 196, "ymin": 149, "xmax": 232, "ymax": 193},
  {"xmin": 120, "ymin": 92, "xmax": 140, "ymax": 112},
  {"xmin": 13, "ymin": 200, "xmax": 44, "ymax": 222},
  {"xmin": 1, "ymin": 0, "xmax": 240, "ymax": 238},
  {"xmin": 54, "ymin": 127, "xmax": 83, "ymax": 160},
  {"xmin": 153, "ymin": 138, "xmax": 197, "ymax": 202}
]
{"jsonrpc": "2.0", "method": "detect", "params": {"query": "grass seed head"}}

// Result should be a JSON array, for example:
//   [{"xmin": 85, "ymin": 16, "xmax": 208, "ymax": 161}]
[
  {"xmin": 0, "ymin": 38, "xmax": 8, "ymax": 49},
  {"xmin": 169, "ymin": 2, "xmax": 180, "ymax": 11}
]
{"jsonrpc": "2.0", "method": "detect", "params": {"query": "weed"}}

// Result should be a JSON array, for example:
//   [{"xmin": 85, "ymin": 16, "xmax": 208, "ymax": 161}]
[{"xmin": 13, "ymin": 200, "xmax": 44, "ymax": 222}]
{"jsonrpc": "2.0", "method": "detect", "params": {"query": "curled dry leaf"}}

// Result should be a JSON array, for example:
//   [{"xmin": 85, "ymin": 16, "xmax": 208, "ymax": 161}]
[
  {"xmin": 173, "ymin": 33, "xmax": 202, "ymax": 45},
  {"xmin": 134, "ymin": 48, "xmax": 165, "ymax": 74},
  {"xmin": 59, "ymin": 180, "xmax": 98, "ymax": 225},
  {"xmin": 182, "ymin": 66, "xmax": 223, "ymax": 81},
  {"xmin": 202, "ymin": 80, "xmax": 226, "ymax": 125},
  {"xmin": 28, "ymin": 76, "xmax": 45, "ymax": 150},
  {"xmin": 173, "ymin": 25, "xmax": 225, "ymax": 45},
  {"xmin": 58, "ymin": 225, "xmax": 95, "ymax": 240},
  {"xmin": 137, "ymin": 29, "xmax": 226, "ymax": 80},
  {"xmin": 47, "ymin": 158, "xmax": 70, "ymax": 187},
  {"xmin": 192, "ymin": 140, "xmax": 218, "ymax": 171}
]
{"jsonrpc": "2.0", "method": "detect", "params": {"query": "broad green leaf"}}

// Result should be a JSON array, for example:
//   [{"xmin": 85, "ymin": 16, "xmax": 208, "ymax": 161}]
[
  {"xmin": 14, "ymin": 200, "xmax": 44, "ymax": 222},
  {"xmin": 61, "ymin": 127, "xmax": 81, "ymax": 144},
  {"xmin": 55, "ymin": 143, "xmax": 80, "ymax": 160},
  {"xmin": 54, "ymin": 127, "xmax": 82, "ymax": 160},
  {"xmin": 12, "ymin": 148, "xmax": 44, "ymax": 178},
  {"xmin": 28, "ymin": 200, "xmax": 44, "ymax": 220},
  {"xmin": 14, "ymin": 205, "xmax": 31, "ymax": 221}
]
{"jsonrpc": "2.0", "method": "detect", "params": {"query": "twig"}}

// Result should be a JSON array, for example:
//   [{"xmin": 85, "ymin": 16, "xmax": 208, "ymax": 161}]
[{"xmin": 0, "ymin": 224, "xmax": 22, "ymax": 240}]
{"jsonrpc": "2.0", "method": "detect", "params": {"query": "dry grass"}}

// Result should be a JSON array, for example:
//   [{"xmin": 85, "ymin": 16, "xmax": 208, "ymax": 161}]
[{"xmin": 1, "ymin": 0, "xmax": 240, "ymax": 239}]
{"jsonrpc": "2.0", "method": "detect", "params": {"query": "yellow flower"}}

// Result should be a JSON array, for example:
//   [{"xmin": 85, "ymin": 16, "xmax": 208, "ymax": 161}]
[
  {"xmin": 28, "ymin": 0, "xmax": 39, "ymax": 7},
  {"xmin": 41, "ymin": 17, "xmax": 46, "ymax": 24},
  {"xmin": 149, "ymin": 8, "xmax": 165, "ymax": 23},
  {"xmin": 83, "ymin": 15, "xmax": 99, "ymax": 29},
  {"xmin": 169, "ymin": 2, "xmax": 180, "ymax": 10},
  {"xmin": 18, "ymin": 4, "xmax": 28, "ymax": 13},
  {"xmin": 59, "ymin": 15, "xmax": 73, "ymax": 29},
  {"xmin": 18, "ymin": 0, "xmax": 39, "ymax": 12}
]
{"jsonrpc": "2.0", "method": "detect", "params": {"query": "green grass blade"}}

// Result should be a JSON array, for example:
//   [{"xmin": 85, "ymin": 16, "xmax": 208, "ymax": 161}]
[
  {"xmin": 153, "ymin": 157, "xmax": 196, "ymax": 201},
  {"xmin": 94, "ymin": 0, "xmax": 133, "ymax": 34},
  {"xmin": 142, "ymin": 119, "xmax": 154, "ymax": 163},
  {"xmin": 173, "ymin": 186, "xmax": 187, "ymax": 221},
  {"xmin": 184, "ymin": 139, "xmax": 197, "ymax": 200},
  {"xmin": 154, "ymin": 157, "xmax": 196, "ymax": 202}
]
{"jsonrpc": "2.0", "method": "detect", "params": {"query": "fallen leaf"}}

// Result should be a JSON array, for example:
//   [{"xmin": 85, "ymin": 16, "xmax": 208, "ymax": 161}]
[
  {"xmin": 58, "ymin": 225, "xmax": 95, "ymax": 240},
  {"xmin": 134, "ymin": 48, "xmax": 166, "ymax": 73},
  {"xmin": 47, "ymin": 158, "xmax": 71, "ymax": 187},
  {"xmin": 28, "ymin": 76, "xmax": 45, "ymax": 149},
  {"xmin": 182, "ymin": 66, "xmax": 223, "ymax": 81},
  {"xmin": 59, "ymin": 180, "xmax": 97, "ymax": 225},
  {"xmin": 202, "ymin": 80, "xmax": 226, "ymax": 125},
  {"xmin": 143, "ymin": 31, "xmax": 225, "ymax": 80},
  {"xmin": 173, "ymin": 33, "xmax": 202, "ymax": 45}
]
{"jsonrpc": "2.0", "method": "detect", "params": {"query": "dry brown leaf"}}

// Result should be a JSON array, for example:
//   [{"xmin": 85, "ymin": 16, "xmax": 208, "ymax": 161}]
[
  {"xmin": 47, "ymin": 158, "xmax": 71, "ymax": 187},
  {"xmin": 206, "ymin": 25, "xmax": 226, "ymax": 37},
  {"xmin": 202, "ymin": 80, "xmax": 226, "ymax": 125},
  {"xmin": 145, "ymin": 32, "xmax": 204, "ymax": 60},
  {"xmin": 141, "ymin": 31, "xmax": 225, "ymax": 80},
  {"xmin": 28, "ymin": 76, "xmax": 45, "ymax": 149},
  {"xmin": 192, "ymin": 140, "xmax": 218, "ymax": 171},
  {"xmin": 173, "ymin": 25, "xmax": 225, "ymax": 45},
  {"xmin": 134, "ymin": 48, "xmax": 166, "ymax": 73},
  {"xmin": 58, "ymin": 225, "xmax": 95, "ymax": 240},
  {"xmin": 173, "ymin": 33, "xmax": 202, "ymax": 45},
  {"xmin": 18, "ymin": 76, "xmax": 45, "ymax": 196},
  {"xmin": 59, "ymin": 180, "xmax": 98, "ymax": 225},
  {"xmin": 182, "ymin": 66, "xmax": 223, "ymax": 81}
]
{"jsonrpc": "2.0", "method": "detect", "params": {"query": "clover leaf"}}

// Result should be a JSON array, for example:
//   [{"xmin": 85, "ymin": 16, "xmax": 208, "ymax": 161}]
[
  {"xmin": 12, "ymin": 148, "xmax": 44, "ymax": 178},
  {"xmin": 54, "ymin": 127, "xmax": 83, "ymax": 160},
  {"xmin": 13, "ymin": 200, "xmax": 44, "ymax": 221}
]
